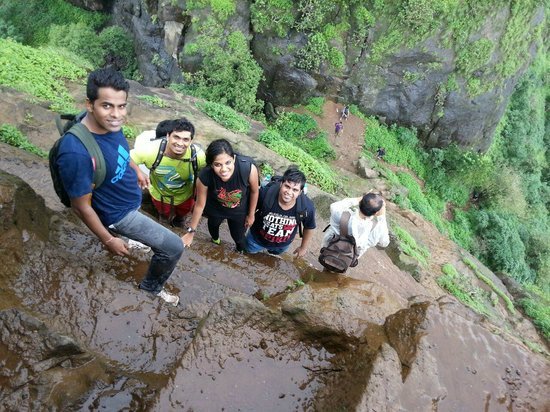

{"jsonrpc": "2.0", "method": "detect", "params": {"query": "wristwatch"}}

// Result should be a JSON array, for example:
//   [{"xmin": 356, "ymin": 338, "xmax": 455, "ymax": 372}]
[{"xmin": 186, "ymin": 227, "xmax": 196, "ymax": 233}]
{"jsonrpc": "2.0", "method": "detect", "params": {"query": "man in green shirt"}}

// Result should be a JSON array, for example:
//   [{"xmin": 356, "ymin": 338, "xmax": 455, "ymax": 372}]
[{"xmin": 131, "ymin": 118, "xmax": 206, "ymax": 227}]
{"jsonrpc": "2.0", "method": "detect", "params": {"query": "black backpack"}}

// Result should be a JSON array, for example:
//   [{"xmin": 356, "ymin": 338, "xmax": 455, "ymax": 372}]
[
  {"xmin": 259, "ymin": 175, "xmax": 309, "ymax": 238},
  {"xmin": 48, "ymin": 111, "xmax": 106, "ymax": 207},
  {"xmin": 318, "ymin": 212, "xmax": 359, "ymax": 273}
]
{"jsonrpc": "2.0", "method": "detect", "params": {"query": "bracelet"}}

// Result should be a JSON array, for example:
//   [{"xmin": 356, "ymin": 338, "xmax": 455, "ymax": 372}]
[{"xmin": 105, "ymin": 237, "xmax": 116, "ymax": 244}]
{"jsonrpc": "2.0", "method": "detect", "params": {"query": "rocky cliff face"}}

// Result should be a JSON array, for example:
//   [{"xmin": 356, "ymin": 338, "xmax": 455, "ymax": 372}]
[
  {"xmin": 103, "ymin": 0, "xmax": 544, "ymax": 151},
  {"xmin": 1, "ymin": 81, "xmax": 548, "ymax": 411}
]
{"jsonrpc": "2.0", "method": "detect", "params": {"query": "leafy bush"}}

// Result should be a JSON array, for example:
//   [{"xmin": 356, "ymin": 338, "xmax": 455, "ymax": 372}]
[
  {"xmin": 137, "ymin": 95, "xmax": 168, "ymax": 108},
  {"xmin": 0, "ymin": 38, "xmax": 89, "ymax": 112},
  {"xmin": 273, "ymin": 112, "xmax": 335, "ymax": 161},
  {"xmin": 519, "ymin": 284, "xmax": 550, "ymax": 339},
  {"xmin": 0, "ymin": 0, "xmax": 106, "ymax": 46},
  {"xmin": 182, "ymin": 26, "xmax": 263, "ymax": 116},
  {"xmin": 473, "ymin": 210, "xmax": 534, "ymax": 283},
  {"xmin": 304, "ymin": 97, "xmax": 324, "ymax": 116},
  {"xmin": 250, "ymin": 0, "xmax": 294, "ymax": 37},
  {"xmin": 48, "ymin": 24, "xmax": 137, "ymax": 78},
  {"xmin": 258, "ymin": 129, "xmax": 339, "ymax": 193},
  {"xmin": 0, "ymin": 124, "xmax": 47, "ymax": 158},
  {"xmin": 197, "ymin": 101, "xmax": 250, "ymax": 133}
]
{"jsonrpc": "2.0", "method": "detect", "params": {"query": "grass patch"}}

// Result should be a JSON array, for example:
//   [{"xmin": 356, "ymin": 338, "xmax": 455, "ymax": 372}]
[
  {"xmin": 137, "ymin": 95, "xmax": 167, "ymax": 108},
  {"xmin": 273, "ymin": 111, "xmax": 335, "ymax": 161},
  {"xmin": 196, "ymin": 100, "xmax": 250, "ymax": 133},
  {"xmin": 0, "ymin": 38, "xmax": 90, "ymax": 112},
  {"xmin": 391, "ymin": 224, "xmax": 430, "ymax": 266},
  {"xmin": 463, "ymin": 257, "xmax": 515, "ymax": 315},
  {"xmin": 0, "ymin": 124, "xmax": 47, "ymax": 158},
  {"xmin": 304, "ymin": 96, "xmax": 324, "ymax": 116},
  {"xmin": 258, "ymin": 129, "xmax": 339, "ymax": 193},
  {"xmin": 437, "ymin": 263, "xmax": 491, "ymax": 317},
  {"xmin": 518, "ymin": 284, "xmax": 550, "ymax": 340}
]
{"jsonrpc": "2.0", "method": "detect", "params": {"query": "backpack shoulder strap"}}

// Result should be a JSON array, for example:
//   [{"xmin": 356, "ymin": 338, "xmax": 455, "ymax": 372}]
[
  {"xmin": 340, "ymin": 211, "xmax": 352, "ymax": 237},
  {"xmin": 150, "ymin": 138, "xmax": 167, "ymax": 172},
  {"xmin": 261, "ymin": 183, "xmax": 279, "ymax": 214},
  {"xmin": 67, "ymin": 123, "xmax": 106, "ymax": 189}
]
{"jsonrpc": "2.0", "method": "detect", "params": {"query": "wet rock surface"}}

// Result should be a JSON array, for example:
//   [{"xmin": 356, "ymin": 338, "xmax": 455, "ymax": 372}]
[{"xmin": 1, "ymin": 87, "xmax": 549, "ymax": 410}]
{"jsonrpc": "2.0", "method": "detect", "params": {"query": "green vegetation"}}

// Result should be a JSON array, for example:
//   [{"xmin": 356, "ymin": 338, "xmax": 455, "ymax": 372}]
[
  {"xmin": 273, "ymin": 112, "xmax": 335, "ymax": 161},
  {"xmin": 48, "ymin": 24, "xmax": 138, "ymax": 78},
  {"xmin": 250, "ymin": 0, "xmax": 294, "ymax": 37},
  {"xmin": 304, "ymin": 97, "xmax": 324, "ymax": 116},
  {"xmin": 437, "ymin": 263, "xmax": 491, "ymax": 317},
  {"xmin": 518, "ymin": 284, "xmax": 550, "ymax": 340},
  {"xmin": 391, "ymin": 224, "xmax": 430, "ymax": 266},
  {"xmin": 196, "ymin": 101, "xmax": 250, "ymax": 134},
  {"xmin": 0, "ymin": 124, "xmax": 47, "ymax": 158},
  {"xmin": 0, "ymin": 38, "xmax": 89, "ymax": 112},
  {"xmin": 122, "ymin": 125, "xmax": 138, "ymax": 140},
  {"xmin": 179, "ymin": 21, "xmax": 263, "ymax": 116},
  {"xmin": 0, "ymin": 0, "xmax": 106, "ymax": 46},
  {"xmin": 137, "ymin": 95, "xmax": 168, "ymax": 108},
  {"xmin": 463, "ymin": 257, "xmax": 515, "ymax": 314},
  {"xmin": 258, "ymin": 129, "xmax": 339, "ymax": 193},
  {"xmin": 0, "ymin": 0, "xmax": 137, "ymax": 78}
]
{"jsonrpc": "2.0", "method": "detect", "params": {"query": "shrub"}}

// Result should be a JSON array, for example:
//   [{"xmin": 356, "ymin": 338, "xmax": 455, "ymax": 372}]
[
  {"xmin": 182, "ymin": 27, "xmax": 263, "ymax": 116},
  {"xmin": 0, "ymin": 0, "xmax": 106, "ymax": 46},
  {"xmin": 137, "ymin": 95, "xmax": 168, "ymax": 108},
  {"xmin": 258, "ymin": 129, "xmax": 339, "ymax": 192},
  {"xmin": 250, "ymin": 0, "xmax": 294, "ymax": 37},
  {"xmin": 0, "ymin": 124, "xmax": 47, "ymax": 158},
  {"xmin": 473, "ymin": 210, "xmax": 534, "ymax": 283},
  {"xmin": 304, "ymin": 97, "xmax": 324, "ymax": 116},
  {"xmin": 197, "ymin": 101, "xmax": 250, "ymax": 133},
  {"xmin": 0, "ymin": 38, "xmax": 89, "ymax": 112},
  {"xmin": 273, "ymin": 112, "xmax": 335, "ymax": 161}
]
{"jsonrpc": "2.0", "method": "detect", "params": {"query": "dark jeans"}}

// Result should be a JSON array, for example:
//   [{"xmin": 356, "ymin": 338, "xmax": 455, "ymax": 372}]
[
  {"xmin": 207, "ymin": 214, "xmax": 246, "ymax": 252},
  {"xmin": 110, "ymin": 210, "xmax": 184, "ymax": 294}
]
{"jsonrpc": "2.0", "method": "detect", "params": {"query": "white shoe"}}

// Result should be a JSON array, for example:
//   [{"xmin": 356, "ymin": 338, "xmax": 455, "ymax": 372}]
[
  {"xmin": 128, "ymin": 239, "xmax": 151, "ymax": 252},
  {"xmin": 156, "ymin": 289, "xmax": 180, "ymax": 306}
]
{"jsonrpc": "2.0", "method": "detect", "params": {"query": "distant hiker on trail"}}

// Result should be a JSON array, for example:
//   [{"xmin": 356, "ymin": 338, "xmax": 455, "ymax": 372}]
[
  {"xmin": 376, "ymin": 147, "xmax": 386, "ymax": 160},
  {"xmin": 54, "ymin": 68, "xmax": 183, "ymax": 306},
  {"xmin": 131, "ymin": 118, "xmax": 206, "ymax": 228},
  {"xmin": 322, "ymin": 193, "xmax": 390, "ymax": 260},
  {"xmin": 334, "ymin": 121, "xmax": 344, "ymax": 137},
  {"xmin": 340, "ymin": 105, "xmax": 350, "ymax": 121},
  {"xmin": 245, "ymin": 167, "xmax": 316, "ymax": 257},
  {"xmin": 181, "ymin": 139, "xmax": 259, "ymax": 252}
]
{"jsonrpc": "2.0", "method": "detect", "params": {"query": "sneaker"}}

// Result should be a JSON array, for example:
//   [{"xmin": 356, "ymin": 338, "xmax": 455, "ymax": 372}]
[
  {"xmin": 156, "ymin": 289, "xmax": 180, "ymax": 306},
  {"xmin": 128, "ymin": 239, "xmax": 152, "ymax": 252},
  {"xmin": 170, "ymin": 216, "xmax": 185, "ymax": 228},
  {"xmin": 211, "ymin": 238, "xmax": 221, "ymax": 245}
]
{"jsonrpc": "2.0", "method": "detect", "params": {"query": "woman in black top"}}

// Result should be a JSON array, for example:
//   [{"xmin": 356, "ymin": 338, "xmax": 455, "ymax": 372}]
[{"xmin": 182, "ymin": 139, "xmax": 259, "ymax": 251}]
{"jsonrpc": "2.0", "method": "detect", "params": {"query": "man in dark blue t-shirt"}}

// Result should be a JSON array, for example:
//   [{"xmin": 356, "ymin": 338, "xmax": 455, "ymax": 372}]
[
  {"xmin": 246, "ymin": 167, "xmax": 316, "ymax": 257},
  {"xmin": 56, "ymin": 68, "xmax": 183, "ymax": 306}
]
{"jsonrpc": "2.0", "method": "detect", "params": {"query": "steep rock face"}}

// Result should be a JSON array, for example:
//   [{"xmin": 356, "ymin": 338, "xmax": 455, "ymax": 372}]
[{"xmin": 109, "ymin": 0, "xmax": 543, "ymax": 150}]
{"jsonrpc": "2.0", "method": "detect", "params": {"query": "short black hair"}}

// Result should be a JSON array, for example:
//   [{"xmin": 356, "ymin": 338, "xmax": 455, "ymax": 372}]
[
  {"xmin": 282, "ymin": 166, "xmax": 306, "ymax": 190},
  {"xmin": 86, "ymin": 68, "xmax": 129, "ymax": 102},
  {"xmin": 205, "ymin": 139, "xmax": 235, "ymax": 165},
  {"xmin": 359, "ymin": 193, "xmax": 383, "ymax": 216},
  {"xmin": 155, "ymin": 118, "xmax": 195, "ymax": 139}
]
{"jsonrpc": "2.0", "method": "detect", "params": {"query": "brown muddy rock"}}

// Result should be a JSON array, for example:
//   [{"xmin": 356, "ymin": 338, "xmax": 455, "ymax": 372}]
[
  {"xmin": 384, "ymin": 300, "xmax": 550, "ymax": 411},
  {"xmin": 281, "ymin": 280, "xmax": 405, "ymax": 342},
  {"xmin": 154, "ymin": 296, "xmax": 336, "ymax": 410},
  {"xmin": 0, "ymin": 308, "xmax": 88, "ymax": 410},
  {"xmin": 357, "ymin": 343, "xmax": 403, "ymax": 411}
]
